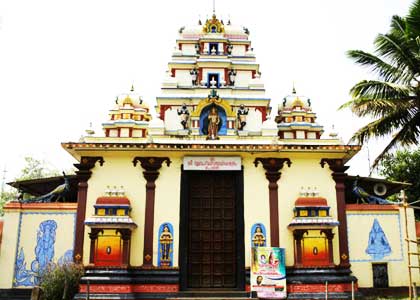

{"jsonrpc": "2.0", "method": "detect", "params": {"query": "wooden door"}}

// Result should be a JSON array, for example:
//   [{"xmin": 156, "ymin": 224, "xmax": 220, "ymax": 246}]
[{"xmin": 187, "ymin": 172, "xmax": 237, "ymax": 289}]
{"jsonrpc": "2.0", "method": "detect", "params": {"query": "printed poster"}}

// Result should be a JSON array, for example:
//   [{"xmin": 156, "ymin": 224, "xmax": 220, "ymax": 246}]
[{"xmin": 251, "ymin": 247, "xmax": 287, "ymax": 299}]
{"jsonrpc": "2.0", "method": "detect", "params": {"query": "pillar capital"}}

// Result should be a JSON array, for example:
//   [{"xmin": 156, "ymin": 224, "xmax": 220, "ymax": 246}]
[
  {"xmin": 320, "ymin": 158, "xmax": 349, "ymax": 174},
  {"xmin": 132, "ymin": 156, "xmax": 171, "ymax": 171},
  {"xmin": 254, "ymin": 158, "xmax": 291, "ymax": 176}
]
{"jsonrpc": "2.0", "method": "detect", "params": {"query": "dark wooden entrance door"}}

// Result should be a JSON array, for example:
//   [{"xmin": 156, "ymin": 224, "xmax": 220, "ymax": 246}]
[{"xmin": 186, "ymin": 171, "xmax": 239, "ymax": 289}]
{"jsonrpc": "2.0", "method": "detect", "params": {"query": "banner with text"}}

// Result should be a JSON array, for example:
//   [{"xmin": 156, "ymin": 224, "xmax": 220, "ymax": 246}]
[
  {"xmin": 251, "ymin": 247, "xmax": 287, "ymax": 299},
  {"xmin": 183, "ymin": 156, "xmax": 241, "ymax": 171}
]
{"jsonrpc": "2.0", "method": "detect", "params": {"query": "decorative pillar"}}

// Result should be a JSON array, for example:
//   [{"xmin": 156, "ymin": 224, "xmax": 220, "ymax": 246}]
[
  {"xmin": 73, "ymin": 156, "xmax": 104, "ymax": 263},
  {"xmin": 293, "ymin": 229, "xmax": 306, "ymax": 267},
  {"xmin": 118, "ymin": 229, "xmax": 132, "ymax": 267},
  {"xmin": 321, "ymin": 229, "xmax": 335, "ymax": 265},
  {"xmin": 254, "ymin": 158, "xmax": 291, "ymax": 247},
  {"xmin": 133, "ymin": 157, "xmax": 171, "ymax": 267},
  {"xmin": 88, "ymin": 229, "xmax": 102, "ymax": 264},
  {"xmin": 320, "ymin": 158, "xmax": 350, "ymax": 268}
]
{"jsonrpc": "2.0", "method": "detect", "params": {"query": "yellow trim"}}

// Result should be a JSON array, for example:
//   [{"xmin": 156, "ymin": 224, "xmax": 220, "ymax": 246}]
[{"xmin": 191, "ymin": 97, "xmax": 235, "ymax": 118}]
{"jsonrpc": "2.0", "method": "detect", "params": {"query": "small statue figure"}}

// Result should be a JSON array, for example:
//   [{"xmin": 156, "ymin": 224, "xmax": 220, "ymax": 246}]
[
  {"xmin": 252, "ymin": 225, "xmax": 266, "ymax": 247},
  {"xmin": 237, "ymin": 104, "xmax": 249, "ymax": 130},
  {"xmin": 190, "ymin": 68, "xmax": 198, "ymax": 86},
  {"xmin": 210, "ymin": 76, "xmax": 217, "ymax": 88},
  {"xmin": 159, "ymin": 224, "xmax": 173, "ymax": 266},
  {"xmin": 177, "ymin": 103, "xmax": 190, "ymax": 129},
  {"xmin": 228, "ymin": 69, "xmax": 237, "ymax": 86},
  {"xmin": 195, "ymin": 43, "xmax": 201, "ymax": 55},
  {"xmin": 210, "ymin": 46, "xmax": 217, "ymax": 55},
  {"xmin": 227, "ymin": 44, "xmax": 233, "ymax": 55},
  {"xmin": 207, "ymin": 106, "xmax": 220, "ymax": 140}
]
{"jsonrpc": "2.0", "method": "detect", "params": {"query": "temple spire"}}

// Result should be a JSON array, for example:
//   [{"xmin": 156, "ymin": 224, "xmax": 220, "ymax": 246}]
[
  {"xmin": 292, "ymin": 82, "xmax": 296, "ymax": 94},
  {"xmin": 213, "ymin": 0, "xmax": 216, "ymax": 14}
]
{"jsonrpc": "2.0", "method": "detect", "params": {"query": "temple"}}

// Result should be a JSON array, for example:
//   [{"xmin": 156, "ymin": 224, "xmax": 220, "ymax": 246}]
[{"xmin": 0, "ymin": 13, "xmax": 419, "ymax": 300}]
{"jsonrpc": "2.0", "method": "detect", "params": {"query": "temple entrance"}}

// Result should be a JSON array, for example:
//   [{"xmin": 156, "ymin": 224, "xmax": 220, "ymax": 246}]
[{"xmin": 180, "ymin": 170, "xmax": 244, "ymax": 290}]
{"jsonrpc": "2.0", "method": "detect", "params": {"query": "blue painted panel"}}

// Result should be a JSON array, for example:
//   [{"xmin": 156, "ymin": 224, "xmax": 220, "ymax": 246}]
[
  {"xmin": 251, "ymin": 223, "xmax": 267, "ymax": 248},
  {"xmin": 365, "ymin": 218, "xmax": 392, "ymax": 260},
  {"xmin": 157, "ymin": 223, "xmax": 174, "ymax": 267}
]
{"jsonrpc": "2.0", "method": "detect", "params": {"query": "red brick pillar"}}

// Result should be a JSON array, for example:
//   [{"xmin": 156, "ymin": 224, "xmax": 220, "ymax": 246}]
[
  {"xmin": 133, "ymin": 157, "xmax": 171, "ymax": 267},
  {"xmin": 73, "ymin": 156, "xmax": 104, "ymax": 263},
  {"xmin": 254, "ymin": 158, "xmax": 291, "ymax": 247}
]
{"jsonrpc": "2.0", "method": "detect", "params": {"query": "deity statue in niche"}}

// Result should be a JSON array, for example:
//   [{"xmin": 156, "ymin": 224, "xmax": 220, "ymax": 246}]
[
  {"xmin": 228, "ymin": 69, "xmax": 237, "ymax": 86},
  {"xmin": 159, "ymin": 224, "xmax": 173, "ymax": 266},
  {"xmin": 237, "ymin": 104, "xmax": 249, "ymax": 130},
  {"xmin": 177, "ymin": 103, "xmax": 190, "ymax": 129},
  {"xmin": 210, "ymin": 76, "xmax": 217, "ymax": 88},
  {"xmin": 366, "ymin": 218, "xmax": 392, "ymax": 260},
  {"xmin": 252, "ymin": 224, "xmax": 266, "ymax": 247},
  {"xmin": 190, "ymin": 68, "xmax": 198, "ymax": 86},
  {"xmin": 206, "ymin": 106, "xmax": 220, "ymax": 140}
]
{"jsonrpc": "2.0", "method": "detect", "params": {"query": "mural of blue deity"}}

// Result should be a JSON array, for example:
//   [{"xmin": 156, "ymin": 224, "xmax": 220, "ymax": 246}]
[
  {"xmin": 365, "ymin": 218, "xmax": 392, "ymax": 260},
  {"xmin": 14, "ymin": 220, "xmax": 58, "ymax": 286},
  {"xmin": 251, "ymin": 223, "xmax": 266, "ymax": 248},
  {"xmin": 199, "ymin": 105, "xmax": 227, "ymax": 137},
  {"xmin": 158, "ymin": 223, "xmax": 174, "ymax": 267}
]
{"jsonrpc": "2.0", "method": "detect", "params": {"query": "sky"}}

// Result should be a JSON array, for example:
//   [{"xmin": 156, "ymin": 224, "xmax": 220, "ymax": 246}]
[{"xmin": 0, "ymin": 0, "xmax": 414, "ymax": 188}]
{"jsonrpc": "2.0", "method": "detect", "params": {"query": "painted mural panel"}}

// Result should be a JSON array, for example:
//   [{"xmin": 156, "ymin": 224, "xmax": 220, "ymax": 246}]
[
  {"xmin": 251, "ymin": 223, "xmax": 266, "ymax": 248},
  {"xmin": 347, "ymin": 213, "xmax": 403, "ymax": 262},
  {"xmin": 13, "ymin": 212, "xmax": 76, "ymax": 287},
  {"xmin": 158, "ymin": 223, "xmax": 174, "ymax": 267}
]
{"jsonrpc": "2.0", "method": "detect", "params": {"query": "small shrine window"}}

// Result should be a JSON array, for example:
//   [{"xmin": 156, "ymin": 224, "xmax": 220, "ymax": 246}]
[
  {"xmin": 211, "ymin": 26, "xmax": 217, "ymax": 33},
  {"xmin": 209, "ymin": 43, "xmax": 218, "ymax": 54},
  {"xmin": 207, "ymin": 73, "xmax": 220, "ymax": 88}
]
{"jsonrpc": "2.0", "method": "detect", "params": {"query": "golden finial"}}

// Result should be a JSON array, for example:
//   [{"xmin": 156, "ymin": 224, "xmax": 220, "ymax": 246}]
[{"xmin": 130, "ymin": 84, "xmax": 134, "ymax": 92}]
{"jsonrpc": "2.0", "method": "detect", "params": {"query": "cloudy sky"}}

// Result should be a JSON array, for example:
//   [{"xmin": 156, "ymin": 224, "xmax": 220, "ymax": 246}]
[{"xmin": 0, "ymin": 0, "xmax": 413, "ymax": 187}]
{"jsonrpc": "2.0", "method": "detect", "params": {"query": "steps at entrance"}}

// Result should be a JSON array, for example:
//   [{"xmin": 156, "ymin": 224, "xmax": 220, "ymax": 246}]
[{"xmin": 166, "ymin": 291, "xmax": 254, "ymax": 300}]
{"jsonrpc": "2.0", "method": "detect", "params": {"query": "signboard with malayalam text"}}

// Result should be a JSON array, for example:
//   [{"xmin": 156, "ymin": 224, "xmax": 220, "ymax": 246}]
[
  {"xmin": 251, "ymin": 247, "xmax": 287, "ymax": 299},
  {"xmin": 183, "ymin": 156, "xmax": 242, "ymax": 171}
]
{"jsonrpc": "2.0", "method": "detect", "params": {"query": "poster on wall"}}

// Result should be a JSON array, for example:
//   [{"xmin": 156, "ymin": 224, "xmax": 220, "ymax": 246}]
[{"xmin": 251, "ymin": 247, "xmax": 287, "ymax": 299}]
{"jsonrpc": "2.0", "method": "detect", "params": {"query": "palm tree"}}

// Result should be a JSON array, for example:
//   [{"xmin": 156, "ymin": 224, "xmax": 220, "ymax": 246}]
[{"xmin": 340, "ymin": 0, "xmax": 420, "ymax": 169}]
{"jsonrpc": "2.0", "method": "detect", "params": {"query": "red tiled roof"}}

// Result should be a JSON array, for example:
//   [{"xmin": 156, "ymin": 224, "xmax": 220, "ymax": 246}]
[
  {"xmin": 295, "ymin": 197, "xmax": 328, "ymax": 207},
  {"xmin": 96, "ymin": 197, "xmax": 131, "ymax": 205}
]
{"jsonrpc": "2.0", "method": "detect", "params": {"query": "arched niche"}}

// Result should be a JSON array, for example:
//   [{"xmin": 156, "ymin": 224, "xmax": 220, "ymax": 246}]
[{"xmin": 199, "ymin": 104, "xmax": 227, "ymax": 136}]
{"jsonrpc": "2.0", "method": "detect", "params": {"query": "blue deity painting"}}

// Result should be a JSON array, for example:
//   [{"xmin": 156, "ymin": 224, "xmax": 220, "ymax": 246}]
[
  {"xmin": 251, "ymin": 223, "xmax": 266, "ymax": 247},
  {"xmin": 158, "ymin": 223, "xmax": 174, "ymax": 267},
  {"xmin": 366, "ymin": 219, "xmax": 392, "ymax": 260},
  {"xmin": 14, "ymin": 220, "xmax": 58, "ymax": 287},
  {"xmin": 58, "ymin": 250, "xmax": 74, "ymax": 266}
]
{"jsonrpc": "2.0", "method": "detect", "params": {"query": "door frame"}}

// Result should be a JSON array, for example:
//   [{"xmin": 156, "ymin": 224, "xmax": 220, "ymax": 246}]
[{"xmin": 179, "ymin": 166, "xmax": 245, "ymax": 290}]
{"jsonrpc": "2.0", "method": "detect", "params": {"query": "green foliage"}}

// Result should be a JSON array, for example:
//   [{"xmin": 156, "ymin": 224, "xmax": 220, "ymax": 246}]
[
  {"xmin": 340, "ymin": 0, "xmax": 420, "ymax": 169},
  {"xmin": 0, "ymin": 190, "xmax": 17, "ymax": 216},
  {"xmin": 16, "ymin": 156, "xmax": 61, "ymax": 181},
  {"xmin": 39, "ymin": 262, "xmax": 84, "ymax": 300},
  {"xmin": 379, "ymin": 148, "xmax": 420, "ymax": 205}
]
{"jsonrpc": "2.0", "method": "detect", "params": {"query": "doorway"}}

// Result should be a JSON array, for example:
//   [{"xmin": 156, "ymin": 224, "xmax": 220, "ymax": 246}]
[{"xmin": 180, "ymin": 170, "xmax": 244, "ymax": 290}]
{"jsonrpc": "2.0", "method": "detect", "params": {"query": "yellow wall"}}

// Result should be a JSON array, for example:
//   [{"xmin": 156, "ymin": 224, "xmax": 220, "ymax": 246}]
[
  {"xmin": 83, "ymin": 151, "xmax": 341, "ymax": 270},
  {"xmin": 84, "ymin": 153, "xmax": 147, "ymax": 266},
  {"xmin": 0, "ymin": 210, "xmax": 20, "ymax": 288},
  {"xmin": 277, "ymin": 155, "xmax": 339, "ymax": 266},
  {"xmin": 243, "ymin": 155, "xmax": 270, "ymax": 267},
  {"xmin": 347, "ymin": 207, "xmax": 420, "ymax": 287}
]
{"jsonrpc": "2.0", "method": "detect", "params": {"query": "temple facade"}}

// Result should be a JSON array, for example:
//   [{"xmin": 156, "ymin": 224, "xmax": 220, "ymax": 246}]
[{"xmin": 0, "ymin": 14, "xmax": 419, "ymax": 300}]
